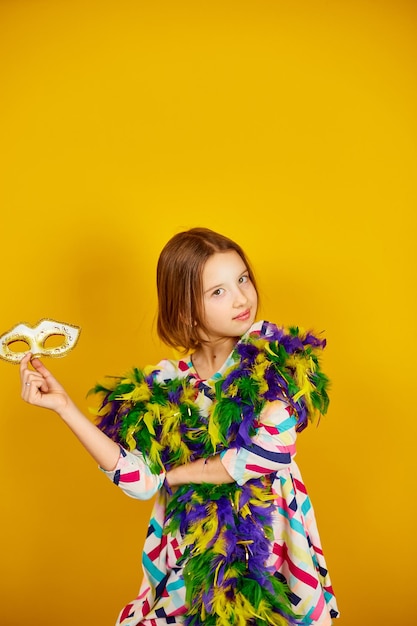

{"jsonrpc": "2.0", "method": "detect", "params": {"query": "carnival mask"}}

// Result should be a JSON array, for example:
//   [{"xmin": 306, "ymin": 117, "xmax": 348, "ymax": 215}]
[{"xmin": 0, "ymin": 319, "xmax": 81, "ymax": 363}]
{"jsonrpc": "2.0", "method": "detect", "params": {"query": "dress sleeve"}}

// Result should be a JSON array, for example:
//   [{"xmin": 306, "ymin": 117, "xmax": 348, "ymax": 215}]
[
  {"xmin": 219, "ymin": 400, "xmax": 297, "ymax": 486},
  {"xmin": 100, "ymin": 446, "xmax": 166, "ymax": 500}
]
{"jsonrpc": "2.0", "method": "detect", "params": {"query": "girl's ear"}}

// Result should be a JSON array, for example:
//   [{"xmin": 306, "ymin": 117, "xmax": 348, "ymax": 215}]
[{"xmin": 178, "ymin": 313, "xmax": 197, "ymax": 328}]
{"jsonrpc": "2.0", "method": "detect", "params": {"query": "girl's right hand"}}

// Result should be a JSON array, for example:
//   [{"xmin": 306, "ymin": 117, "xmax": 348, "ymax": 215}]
[
  {"xmin": 20, "ymin": 353, "xmax": 72, "ymax": 415},
  {"xmin": 20, "ymin": 353, "xmax": 121, "ymax": 471}
]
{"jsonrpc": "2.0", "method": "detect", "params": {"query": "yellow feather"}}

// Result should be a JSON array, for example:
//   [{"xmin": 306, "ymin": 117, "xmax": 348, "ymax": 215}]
[
  {"xmin": 196, "ymin": 503, "xmax": 219, "ymax": 552},
  {"xmin": 211, "ymin": 583, "xmax": 262, "ymax": 626},
  {"xmin": 143, "ymin": 408, "xmax": 157, "ymax": 435},
  {"xmin": 178, "ymin": 441, "xmax": 193, "ymax": 465},
  {"xmin": 234, "ymin": 490, "xmax": 241, "ymax": 511},
  {"xmin": 192, "ymin": 492, "xmax": 204, "ymax": 505},
  {"xmin": 254, "ymin": 351, "xmax": 267, "ymax": 368},
  {"xmin": 130, "ymin": 381, "xmax": 152, "ymax": 403},
  {"xmin": 125, "ymin": 425, "xmax": 137, "ymax": 451},
  {"xmin": 255, "ymin": 599, "xmax": 290, "ymax": 626},
  {"xmin": 185, "ymin": 427, "xmax": 207, "ymax": 441},
  {"xmin": 180, "ymin": 385, "xmax": 197, "ymax": 403},
  {"xmin": 109, "ymin": 373, "xmax": 153, "ymax": 403},
  {"xmin": 200, "ymin": 601, "xmax": 206, "ymax": 622},
  {"xmin": 95, "ymin": 376, "xmax": 118, "ymax": 391},
  {"xmin": 208, "ymin": 411, "xmax": 222, "ymax": 451},
  {"xmin": 250, "ymin": 484, "xmax": 278, "ymax": 505},
  {"xmin": 148, "ymin": 438, "xmax": 165, "ymax": 471},
  {"xmin": 287, "ymin": 354, "xmax": 316, "ymax": 412},
  {"xmin": 166, "ymin": 429, "xmax": 182, "ymax": 451},
  {"xmin": 88, "ymin": 406, "xmax": 102, "ymax": 417},
  {"xmin": 252, "ymin": 357, "xmax": 269, "ymax": 394},
  {"xmin": 119, "ymin": 376, "xmax": 132, "ymax": 384},
  {"xmin": 181, "ymin": 521, "xmax": 203, "ymax": 551},
  {"xmin": 159, "ymin": 405, "xmax": 182, "ymax": 446},
  {"xmin": 183, "ymin": 502, "xmax": 220, "ymax": 555},
  {"xmin": 239, "ymin": 502, "xmax": 251, "ymax": 518},
  {"xmin": 212, "ymin": 532, "xmax": 228, "ymax": 557},
  {"xmin": 254, "ymin": 338, "xmax": 267, "ymax": 351},
  {"xmin": 213, "ymin": 561, "xmax": 223, "ymax": 587}
]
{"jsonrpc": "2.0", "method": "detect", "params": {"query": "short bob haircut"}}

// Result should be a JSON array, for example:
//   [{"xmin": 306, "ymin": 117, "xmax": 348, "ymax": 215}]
[{"xmin": 157, "ymin": 227, "xmax": 258, "ymax": 351}]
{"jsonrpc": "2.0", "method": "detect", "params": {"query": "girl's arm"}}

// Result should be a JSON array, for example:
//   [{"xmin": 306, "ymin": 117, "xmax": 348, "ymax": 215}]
[
  {"xmin": 20, "ymin": 353, "xmax": 121, "ymax": 471},
  {"xmin": 166, "ymin": 399, "xmax": 296, "ymax": 488},
  {"xmin": 166, "ymin": 454, "xmax": 234, "ymax": 487},
  {"xmin": 20, "ymin": 354, "xmax": 166, "ymax": 500}
]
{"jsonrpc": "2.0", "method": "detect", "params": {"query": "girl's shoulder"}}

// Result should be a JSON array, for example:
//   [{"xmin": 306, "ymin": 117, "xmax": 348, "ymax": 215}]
[
  {"xmin": 244, "ymin": 320, "xmax": 326, "ymax": 350},
  {"xmin": 152, "ymin": 356, "xmax": 193, "ymax": 383},
  {"xmin": 242, "ymin": 320, "xmax": 294, "ymax": 345},
  {"xmin": 153, "ymin": 321, "xmax": 282, "ymax": 384},
  {"xmin": 244, "ymin": 319, "xmax": 279, "ymax": 339}
]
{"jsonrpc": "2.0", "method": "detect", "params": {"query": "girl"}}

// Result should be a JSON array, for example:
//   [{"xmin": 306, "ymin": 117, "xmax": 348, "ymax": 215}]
[{"xmin": 20, "ymin": 227, "xmax": 339, "ymax": 626}]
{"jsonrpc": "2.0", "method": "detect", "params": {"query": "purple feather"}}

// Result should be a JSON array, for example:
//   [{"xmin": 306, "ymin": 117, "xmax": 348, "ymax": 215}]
[
  {"xmin": 168, "ymin": 388, "xmax": 182, "ymax": 404},
  {"xmin": 236, "ymin": 341, "xmax": 259, "ymax": 363},
  {"xmin": 221, "ymin": 365, "xmax": 251, "ymax": 390},
  {"xmin": 302, "ymin": 332, "xmax": 326, "ymax": 348},
  {"xmin": 236, "ymin": 404, "xmax": 256, "ymax": 447}
]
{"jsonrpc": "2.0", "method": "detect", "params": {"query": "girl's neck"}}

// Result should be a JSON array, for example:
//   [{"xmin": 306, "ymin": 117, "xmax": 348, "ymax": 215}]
[{"xmin": 192, "ymin": 336, "xmax": 238, "ymax": 380}]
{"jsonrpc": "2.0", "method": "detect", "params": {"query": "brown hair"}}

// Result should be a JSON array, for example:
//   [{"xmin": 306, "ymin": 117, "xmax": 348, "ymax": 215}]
[{"xmin": 156, "ymin": 227, "xmax": 258, "ymax": 351}]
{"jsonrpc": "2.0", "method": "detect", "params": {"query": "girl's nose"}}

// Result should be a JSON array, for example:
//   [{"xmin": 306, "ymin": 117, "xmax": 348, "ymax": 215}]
[{"xmin": 233, "ymin": 288, "xmax": 248, "ymax": 306}]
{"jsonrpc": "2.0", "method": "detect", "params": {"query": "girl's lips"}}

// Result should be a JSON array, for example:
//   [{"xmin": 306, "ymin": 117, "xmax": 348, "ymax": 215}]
[{"xmin": 234, "ymin": 309, "xmax": 250, "ymax": 321}]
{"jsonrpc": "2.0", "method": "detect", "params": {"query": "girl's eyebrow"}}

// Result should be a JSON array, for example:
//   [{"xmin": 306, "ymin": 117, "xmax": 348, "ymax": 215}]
[
  {"xmin": 204, "ymin": 282, "xmax": 223, "ymax": 294},
  {"xmin": 204, "ymin": 268, "xmax": 248, "ymax": 294}
]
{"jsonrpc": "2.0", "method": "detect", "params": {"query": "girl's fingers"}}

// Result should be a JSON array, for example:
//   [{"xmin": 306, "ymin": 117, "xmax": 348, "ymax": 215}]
[
  {"xmin": 20, "ymin": 354, "xmax": 50, "ymax": 397},
  {"xmin": 30, "ymin": 357, "xmax": 62, "ymax": 391},
  {"xmin": 19, "ymin": 354, "xmax": 67, "ymax": 410},
  {"xmin": 20, "ymin": 354, "xmax": 34, "ymax": 392},
  {"xmin": 20, "ymin": 354, "xmax": 50, "ymax": 378},
  {"xmin": 22, "ymin": 372, "xmax": 46, "ymax": 396},
  {"xmin": 19, "ymin": 352, "xmax": 32, "ymax": 378},
  {"xmin": 31, "ymin": 357, "xmax": 51, "ymax": 376}
]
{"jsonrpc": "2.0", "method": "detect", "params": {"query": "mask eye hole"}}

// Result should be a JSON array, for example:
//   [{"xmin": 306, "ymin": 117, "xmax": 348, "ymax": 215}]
[
  {"xmin": 42, "ymin": 334, "xmax": 67, "ymax": 350},
  {"xmin": 7, "ymin": 339, "xmax": 30, "ymax": 354}
]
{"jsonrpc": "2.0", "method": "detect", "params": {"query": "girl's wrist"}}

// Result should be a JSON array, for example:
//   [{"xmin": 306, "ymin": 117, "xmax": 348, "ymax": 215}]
[
  {"xmin": 56, "ymin": 397, "xmax": 77, "ymax": 422},
  {"xmin": 166, "ymin": 459, "xmax": 204, "ymax": 488},
  {"xmin": 166, "ymin": 466, "xmax": 179, "ymax": 488}
]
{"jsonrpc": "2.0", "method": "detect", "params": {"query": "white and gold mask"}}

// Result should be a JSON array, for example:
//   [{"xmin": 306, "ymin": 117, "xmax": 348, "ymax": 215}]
[{"xmin": 0, "ymin": 319, "xmax": 81, "ymax": 363}]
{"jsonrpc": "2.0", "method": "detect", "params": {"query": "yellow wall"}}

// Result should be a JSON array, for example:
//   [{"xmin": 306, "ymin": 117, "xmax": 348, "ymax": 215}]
[{"xmin": 0, "ymin": 1, "xmax": 415, "ymax": 624}]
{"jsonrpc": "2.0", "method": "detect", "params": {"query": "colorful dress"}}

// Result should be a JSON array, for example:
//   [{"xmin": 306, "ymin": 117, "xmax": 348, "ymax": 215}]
[{"xmin": 95, "ymin": 321, "xmax": 339, "ymax": 626}]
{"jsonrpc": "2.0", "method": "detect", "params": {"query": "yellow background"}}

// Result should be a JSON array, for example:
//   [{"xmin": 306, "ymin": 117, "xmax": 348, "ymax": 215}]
[{"xmin": 0, "ymin": 1, "xmax": 416, "ymax": 624}]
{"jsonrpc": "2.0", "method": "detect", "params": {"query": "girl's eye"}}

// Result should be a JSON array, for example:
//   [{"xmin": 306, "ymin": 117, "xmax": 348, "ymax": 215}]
[
  {"xmin": 212, "ymin": 288, "xmax": 224, "ymax": 296},
  {"xmin": 239, "ymin": 275, "xmax": 249, "ymax": 284}
]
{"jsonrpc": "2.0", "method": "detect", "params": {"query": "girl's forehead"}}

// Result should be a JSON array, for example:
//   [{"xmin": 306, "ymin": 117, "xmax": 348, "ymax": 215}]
[{"xmin": 202, "ymin": 250, "xmax": 246, "ymax": 283}]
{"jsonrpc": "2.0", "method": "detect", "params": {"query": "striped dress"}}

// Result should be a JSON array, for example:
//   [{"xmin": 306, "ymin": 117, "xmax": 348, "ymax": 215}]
[{"xmin": 101, "ymin": 321, "xmax": 339, "ymax": 626}]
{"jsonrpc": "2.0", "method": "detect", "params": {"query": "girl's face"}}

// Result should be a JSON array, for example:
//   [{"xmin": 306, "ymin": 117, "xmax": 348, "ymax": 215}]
[{"xmin": 199, "ymin": 250, "xmax": 258, "ymax": 343}]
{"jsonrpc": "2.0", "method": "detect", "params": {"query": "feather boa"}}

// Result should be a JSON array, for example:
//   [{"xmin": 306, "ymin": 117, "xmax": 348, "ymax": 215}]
[{"xmin": 92, "ymin": 322, "xmax": 329, "ymax": 626}]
